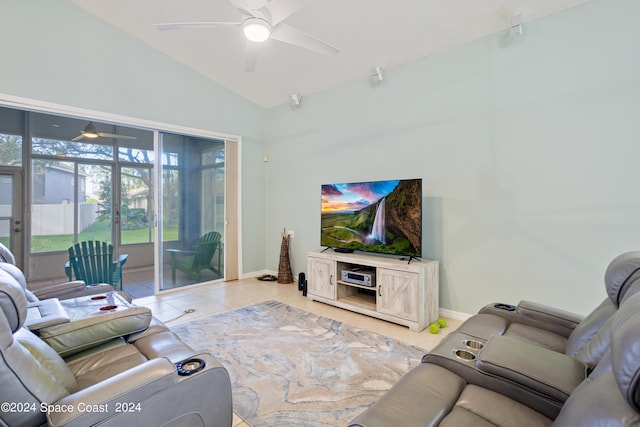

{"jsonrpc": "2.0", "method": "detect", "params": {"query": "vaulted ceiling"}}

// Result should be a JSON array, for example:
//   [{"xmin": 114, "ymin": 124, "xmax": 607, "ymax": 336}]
[{"xmin": 72, "ymin": 0, "xmax": 592, "ymax": 109}]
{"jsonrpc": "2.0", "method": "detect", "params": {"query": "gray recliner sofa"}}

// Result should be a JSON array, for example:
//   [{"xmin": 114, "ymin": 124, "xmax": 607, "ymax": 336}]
[
  {"xmin": 454, "ymin": 251, "xmax": 640, "ymax": 367},
  {"xmin": 350, "ymin": 291, "xmax": 640, "ymax": 427},
  {"xmin": 0, "ymin": 266, "xmax": 233, "ymax": 426}
]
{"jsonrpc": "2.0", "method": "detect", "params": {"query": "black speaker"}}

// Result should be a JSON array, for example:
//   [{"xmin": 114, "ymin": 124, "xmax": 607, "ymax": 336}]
[{"xmin": 298, "ymin": 272, "xmax": 306, "ymax": 291}]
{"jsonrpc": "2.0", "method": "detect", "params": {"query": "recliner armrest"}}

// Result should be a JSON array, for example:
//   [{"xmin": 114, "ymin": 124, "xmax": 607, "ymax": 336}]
[
  {"xmin": 32, "ymin": 281, "xmax": 86, "ymax": 298},
  {"xmin": 517, "ymin": 300, "xmax": 584, "ymax": 328},
  {"xmin": 47, "ymin": 358, "xmax": 177, "ymax": 427},
  {"xmin": 39, "ymin": 303, "xmax": 152, "ymax": 357},
  {"xmin": 478, "ymin": 301, "xmax": 584, "ymax": 338},
  {"xmin": 32, "ymin": 282, "xmax": 118, "ymax": 301},
  {"xmin": 48, "ymin": 354, "xmax": 232, "ymax": 427},
  {"xmin": 477, "ymin": 335, "xmax": 587, "ymax": 403},
  {"xmin": 25, "ymin": 299, "xmax": 70, "ymax": 330}
]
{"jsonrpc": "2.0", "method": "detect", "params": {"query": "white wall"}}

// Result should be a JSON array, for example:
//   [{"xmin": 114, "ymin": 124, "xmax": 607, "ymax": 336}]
[
  {"xmin": 0, "ymin": 0, "xmax": 268, "ymax": 275},
  {"xmin": 265, "ymin": 0, "xmax": 640, "ymax": 315}
]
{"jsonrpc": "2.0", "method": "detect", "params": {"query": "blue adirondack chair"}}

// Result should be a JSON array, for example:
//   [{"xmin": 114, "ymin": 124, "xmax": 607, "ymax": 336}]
[
  {"xmin": 167, "ymin": 231, "xmax": 222, "ymax": 283},
  {"xmin": 65, "ymin": 241, "xmax": 128, "ymax": 291}
]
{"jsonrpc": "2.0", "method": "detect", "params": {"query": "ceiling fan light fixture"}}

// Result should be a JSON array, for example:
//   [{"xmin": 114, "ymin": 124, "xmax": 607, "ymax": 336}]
[
  {"xmin": 243, "ymin": 17, "xmax": 271, "ymax": 43},
  {"xmin": 82, "ymin": 122, "xmax": 99, "ymax": 139}
]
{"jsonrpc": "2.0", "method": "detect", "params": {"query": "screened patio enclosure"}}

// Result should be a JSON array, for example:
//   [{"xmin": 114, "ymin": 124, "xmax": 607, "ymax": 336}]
[{"xmin": 0, "ymin": 105, "xmax": 235, "ymax": 295}]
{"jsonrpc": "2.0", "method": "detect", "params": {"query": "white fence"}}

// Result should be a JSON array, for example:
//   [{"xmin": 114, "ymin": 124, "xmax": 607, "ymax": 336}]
[{"xmin": 31, "ymin": 202, "xmax": 99, "ymax": 236}]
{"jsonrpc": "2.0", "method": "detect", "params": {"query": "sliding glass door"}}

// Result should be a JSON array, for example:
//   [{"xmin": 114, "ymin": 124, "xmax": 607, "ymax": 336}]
[
  {"xmin": 0, "ymin": 104, "xmax": 239, "ymax": 294},
  {"xmin": 0, "ymin": 172, "xmax": 22, "ymax": 266},
  {"xmin": 159, "ymin": 133, "xmax": 226, "ymax": 291}
]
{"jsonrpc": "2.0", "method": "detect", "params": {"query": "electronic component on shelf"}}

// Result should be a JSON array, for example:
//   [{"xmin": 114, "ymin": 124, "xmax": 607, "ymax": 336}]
[{"xmin": 341, "ymin": 269, "xmax": 375, "ymax": 287}]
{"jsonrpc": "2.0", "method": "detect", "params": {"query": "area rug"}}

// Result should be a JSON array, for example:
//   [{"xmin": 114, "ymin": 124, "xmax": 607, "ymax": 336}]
[{"xmin": 170, "ymin": 300, "xmax": 424, "ymax": 427}]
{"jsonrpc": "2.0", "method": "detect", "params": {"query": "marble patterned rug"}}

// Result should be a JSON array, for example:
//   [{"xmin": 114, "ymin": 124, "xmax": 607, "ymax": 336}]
[{"xmin": 170, "ymin": 300, "xmax": 425, "ymax": 427}]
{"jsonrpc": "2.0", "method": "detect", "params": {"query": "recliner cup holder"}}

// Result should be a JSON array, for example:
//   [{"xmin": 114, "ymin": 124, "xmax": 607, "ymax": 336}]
[
  {"xmin": 176, "ymin": 358, "xmax": 206, "ymax": 376},
  {"xmin": 463, "ymin": 340, "xmax": 484, "ymax": 350},
  {"xmin": 453, "ymin": 349, "xmax": 476, "ymax": 361},
  {"xmin": 494, "ymin": 303, "xmax": 516, "ymax": 311}
]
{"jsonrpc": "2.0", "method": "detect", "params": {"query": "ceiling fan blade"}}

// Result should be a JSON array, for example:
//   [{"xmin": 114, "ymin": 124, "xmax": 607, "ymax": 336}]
[
  {"xmin": 244, "ymin": 41, "xmax": 259, "ymax": 72},
  {"xmin": 154, "ymin": 21, "xmax": 241, "ymax": 31},
  {"xmin": 271, "ymin": 23, "xmax": 339, "ymax": 56},
  {"xmin": 97, "ymin": 132, "xmax": 137, "ymax": 140},
  {"xmin": 267, "ymin": 0, "xmax": 307, "ymax": 26},
  {"xmin": 71, "ymin": 134, "xmax": 85, "ymax": 142}
]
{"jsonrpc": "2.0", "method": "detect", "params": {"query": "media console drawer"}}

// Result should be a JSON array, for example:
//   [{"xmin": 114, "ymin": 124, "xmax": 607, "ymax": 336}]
[{"xmin": 306, "ymin": 250, "xmax": 439, "ymax": 331}]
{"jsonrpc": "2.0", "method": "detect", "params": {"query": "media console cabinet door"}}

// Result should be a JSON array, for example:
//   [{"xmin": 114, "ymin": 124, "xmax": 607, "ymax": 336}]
[
  {"xmin": 376, "ymin": 268, "xmax": 419, "ymax": 322},
  {"xmin": 307, "ymin": 256, "xmax": 336, "ymax": 300}
]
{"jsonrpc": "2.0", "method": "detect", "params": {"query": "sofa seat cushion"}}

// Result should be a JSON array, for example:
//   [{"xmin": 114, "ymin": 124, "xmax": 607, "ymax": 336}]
[
  {"xmin": 350, "ymin": 363, "xmax": 466, "ymax": 427},
  {"xmin": 65, "ymin": 339, "xmax": 148, "ymax": 389},
  {"xmin": 350, "ymin": 363, "xmax": 553, "ymax": 427},
  {"xmin": 441, "ymin": 385, "xmax": 552, "ymax": 427},
  {"xmin": 62, "ymin": 324, "xmax": 197, "ymax": 390},
  {"xmin": 503, "ymin": 323, "xmax": 567, "ymax": 353}
]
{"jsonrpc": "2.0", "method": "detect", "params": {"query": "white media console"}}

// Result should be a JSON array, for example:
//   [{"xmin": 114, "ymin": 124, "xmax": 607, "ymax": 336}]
[{"xmin": 306, "ymin": 250, "xmax": 439, "ymax": 331}]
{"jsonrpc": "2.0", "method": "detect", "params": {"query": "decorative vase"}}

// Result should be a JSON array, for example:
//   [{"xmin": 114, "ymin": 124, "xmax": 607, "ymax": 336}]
[{"xmin": 277, "ymin": 229, "xmax": 294, "ymax": 284}]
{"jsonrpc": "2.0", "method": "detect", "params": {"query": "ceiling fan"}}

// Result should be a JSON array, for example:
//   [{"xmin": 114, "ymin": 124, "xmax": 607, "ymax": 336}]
[
  {"xmin": 72, "ymin": 121, "xmax": 137, "ymax": 142},
  {"xmin": 153, "ymin": 0, "xmax": 339, "ymax": 72}
]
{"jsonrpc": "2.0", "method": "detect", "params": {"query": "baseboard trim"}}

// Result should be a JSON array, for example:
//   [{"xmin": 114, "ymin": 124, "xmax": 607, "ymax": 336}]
[
  {"xmin": 242, "ymin": 270, "xmax": 277, "ymax": 279},
  {"xmin": 438, "ymin": 307, "xmax": 471, "ymax": 321}
]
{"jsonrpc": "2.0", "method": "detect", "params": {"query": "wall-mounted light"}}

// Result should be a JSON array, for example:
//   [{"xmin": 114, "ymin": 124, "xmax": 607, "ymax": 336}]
[
  {"xmin": 289, "ymin": 94, "xmax": 302, "ymax": 108},
  {"xmin": 371, "ymin": 67, "xmax": 385, "ymax": 85}
]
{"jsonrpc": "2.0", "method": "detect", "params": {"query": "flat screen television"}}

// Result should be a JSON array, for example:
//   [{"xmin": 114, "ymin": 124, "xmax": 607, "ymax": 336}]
[{"xmin": 321, "ymin": 178, "xmax": 422, "ymax": 258}]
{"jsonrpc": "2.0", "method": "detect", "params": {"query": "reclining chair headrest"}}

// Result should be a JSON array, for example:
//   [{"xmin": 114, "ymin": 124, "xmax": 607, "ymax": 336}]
[
  {"xmin": 0, "ymin": 263, "xmax": 37, "ymax": 303},
  {"xmin": 0, "ymin": 263, "xmax": 28, "ymax": 292},
  {"xmin": 610, "ymin": 293, "xmax": 640, "ymax": 411},
  {"xmin": 0, "ymin": 269, "xmax": 27, "ymax": 333},
  {"xmin": 604, "ymin": 251, "xmax": 640, "ymax": 306},
  {"xmin": 0, "ymin": 242, "xmax": 15, "ymax": 265}
]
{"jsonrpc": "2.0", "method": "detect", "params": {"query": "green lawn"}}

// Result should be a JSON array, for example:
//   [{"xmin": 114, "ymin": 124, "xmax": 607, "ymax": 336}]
[{"xmin": 30, "ymin": 221, "xmax": 179, "ymax": 253}]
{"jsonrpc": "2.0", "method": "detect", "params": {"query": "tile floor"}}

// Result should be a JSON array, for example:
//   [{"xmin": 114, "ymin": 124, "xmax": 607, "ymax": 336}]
[
  {"xmin": 130, "ymin": 276, "xmax": 463, "ymax": 427},
  {"xmin": 31, "ymin": 269, "xmax": 463, "ymax": 427}
]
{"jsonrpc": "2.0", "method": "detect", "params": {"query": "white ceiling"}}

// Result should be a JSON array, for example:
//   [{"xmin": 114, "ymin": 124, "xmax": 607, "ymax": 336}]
[{"xmin": 72, "ymin": 0, "xmax": 592, "ymax": 109}]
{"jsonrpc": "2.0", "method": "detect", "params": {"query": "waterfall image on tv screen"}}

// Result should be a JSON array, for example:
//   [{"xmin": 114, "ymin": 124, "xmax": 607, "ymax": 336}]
[{"xmin": 321, "ymin": 178, "xmax": 422, "ymax": 257}]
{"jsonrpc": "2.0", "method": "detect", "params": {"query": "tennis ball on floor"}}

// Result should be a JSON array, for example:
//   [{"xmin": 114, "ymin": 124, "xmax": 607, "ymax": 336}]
[
  {"xmin": 437, "ymin": 318, "xmax": 447, "ymax": 328},
  {"xmin": 429, "ymin": 323, "xmax": 441, "ymax": 334}
]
